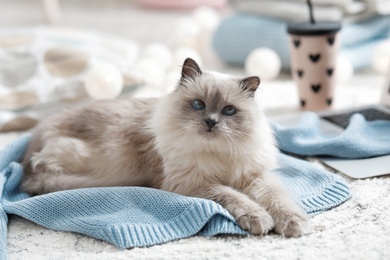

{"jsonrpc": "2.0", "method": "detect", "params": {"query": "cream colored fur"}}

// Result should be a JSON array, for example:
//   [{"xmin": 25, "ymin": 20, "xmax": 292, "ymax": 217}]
[{"xmin": 21, "ymin": 58, "xmax": 309, "ymax": 237}]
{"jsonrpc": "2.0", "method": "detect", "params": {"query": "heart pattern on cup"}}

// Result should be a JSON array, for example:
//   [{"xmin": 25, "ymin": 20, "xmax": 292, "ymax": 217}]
[
  {"xmin": 311, "ymin": 84, "xmax": 321, "ymax": 93},
  {"xmin": 327, "ymin": 35, "xmax": 335, "ymax": 46},
  {"xmin": 293, "ymin": 39, "xmax": 301, "ymax": 48},
  {"xmin": 290, "ymin": 33, "xmax": 339, "ymax": 111},
  {"xmin": 309, "ymin": 53, "xmax": 321, "ymax": 63}
]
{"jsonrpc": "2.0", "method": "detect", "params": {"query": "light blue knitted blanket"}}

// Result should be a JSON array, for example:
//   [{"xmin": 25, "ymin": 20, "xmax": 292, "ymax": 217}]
[{"xmin": 2, "ymin": 112, "xmax": 389, "ymax": 258}]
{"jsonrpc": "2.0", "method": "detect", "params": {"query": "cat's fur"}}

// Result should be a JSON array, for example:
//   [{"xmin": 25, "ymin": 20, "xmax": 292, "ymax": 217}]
[{"xmin": 22, "ymin": 58, "xmax": 309, "ymax": 237}]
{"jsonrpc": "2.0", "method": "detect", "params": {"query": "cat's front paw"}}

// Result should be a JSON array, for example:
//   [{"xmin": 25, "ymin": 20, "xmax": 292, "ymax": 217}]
[
  {"xmin": 236, "ymin": 209, "xmax": 275, "ymax": 235},
  {"xmin": 274, "ymin": 211, "xmax": 310, "ymax": 237}
]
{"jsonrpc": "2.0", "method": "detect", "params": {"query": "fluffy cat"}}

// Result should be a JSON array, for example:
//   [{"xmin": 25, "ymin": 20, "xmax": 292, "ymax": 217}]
[{"xmin": 21, "ymin": 58, "xmax": 308, "ymax": 237}]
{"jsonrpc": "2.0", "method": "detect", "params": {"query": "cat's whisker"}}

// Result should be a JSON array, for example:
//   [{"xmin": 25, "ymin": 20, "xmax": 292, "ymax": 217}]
[
  {"xmin": 219, "ymin": 129, "xmax": 240, "ymax": 156},
  {"xmin": 163, "ymin": 127, "xmax": 187, "ymax": 139},
  {"xmin": 223, "ymin": 133, "xmax": 241, "ymax": 161},
  {"xmin": 222, "ymin": 134, "xmax": 234, "ymax": 160},
  {"xmin": 230, "ymin": 131, "xmax": 251, "ymax": 142},
  {"xmin": 220, "ymin": 129, "xmax": 249, "ymax": 143}
]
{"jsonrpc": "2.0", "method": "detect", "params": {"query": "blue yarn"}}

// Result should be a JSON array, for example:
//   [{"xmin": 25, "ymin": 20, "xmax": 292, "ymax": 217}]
[
  {"xmin": 6, "ymin": 110, "xmax": 389, "ymax": 257},
  {"xmin": 213, "ymin": 15, "xmax": 291, "ymax": 68},
  {"xmin": 340, "ymin": 16, "xmax": 390, "ymax": 47},
  {"xmin": 212, "ymin": 14, "xmax": 390, "ymax": 70}
]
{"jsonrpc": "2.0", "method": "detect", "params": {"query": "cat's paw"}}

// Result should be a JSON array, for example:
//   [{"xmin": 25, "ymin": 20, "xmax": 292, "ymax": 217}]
[
  {"xmin": 236, "ymin": 209, "xmax": 275, "ymax": 235},
  {"xmin": 274, "ymin": 211, "xmax": 310, "ymax": 237}
]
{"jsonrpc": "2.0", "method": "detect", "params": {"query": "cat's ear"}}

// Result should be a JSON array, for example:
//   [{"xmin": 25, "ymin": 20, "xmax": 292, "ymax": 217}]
[
  {"xmin": 239, "ymin": 76, "xmax": 260, "ymax": 96},
  {"xmin": 181, "ymin": 58, "xmax": 202, "ymax": 83}
]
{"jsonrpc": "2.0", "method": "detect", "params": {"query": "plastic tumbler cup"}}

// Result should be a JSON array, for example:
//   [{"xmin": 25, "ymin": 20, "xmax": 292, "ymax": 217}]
[{"xmin": 287, "ymin": 21, "xmax": 341, "ymax": 111}]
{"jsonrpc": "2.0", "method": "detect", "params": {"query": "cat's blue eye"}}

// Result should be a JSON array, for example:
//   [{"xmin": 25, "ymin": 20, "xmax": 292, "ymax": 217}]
[
  {"xmin": 222, "ymin": 105, "xmax": 236, "ymax": 116},
  {"xmin": 192, "ymin": 99, "xmax": 206, "ymax": 110}
]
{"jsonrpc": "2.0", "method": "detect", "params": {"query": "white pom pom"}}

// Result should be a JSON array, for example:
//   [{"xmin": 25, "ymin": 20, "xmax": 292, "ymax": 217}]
[
  {"xmin": 172, "ymin": 47, "xmax": 203, "ymax": 68},
  {"xmin": 192, "ymin": 6, "xmax": 221, "ymax": 32},
  {"xmin": 134, "ymin": 58, "xmax": 165, "ymax": 87},
  {"xmin": 84, "ymin": 62, "xmax": 123, "ymax": 99},
  {"xmin": 142, "ymin": 42, "xmax": 173, "ymax": 69},
  {"xmin": 174, "ymin": 18, "xmax": 201, "ymax": 48},
  {"xmin": 123, "ymin": 41, "xmax": 140, "ymax": 65},
  {"xmin": 164, "ymin": 69, "xmax": 181, "ymax": 93},
  {"xmin": 335, "ymin": 54, "xmax": 354, "ymax": 84},
  {"xmin": 0, "ymin": 111, "xmax": 16, "ymax": 125},
  {"xmin": 372, "ymin": 40, "xmax": 390, "ymax": 74},
  {"xmin": 245, "ymin": 48, "xmax": 281, "ymax": 81}
]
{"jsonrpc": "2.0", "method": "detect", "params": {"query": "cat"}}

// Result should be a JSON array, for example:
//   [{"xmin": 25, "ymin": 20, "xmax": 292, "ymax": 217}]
[{"xmin": 21, "ymin": 58, "xmax": 309, "ymax": 237}]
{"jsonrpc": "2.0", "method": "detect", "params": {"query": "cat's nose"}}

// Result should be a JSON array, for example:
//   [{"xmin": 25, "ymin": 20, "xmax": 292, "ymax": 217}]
[{"xmin": 204, "ymin": 118, "xmax": 218, "ymax": 129}]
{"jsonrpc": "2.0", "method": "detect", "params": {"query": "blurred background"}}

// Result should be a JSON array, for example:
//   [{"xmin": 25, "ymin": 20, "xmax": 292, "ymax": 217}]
[{"xmin": 0, "ymin": 0, "xmax": 389, "ymax": 131}]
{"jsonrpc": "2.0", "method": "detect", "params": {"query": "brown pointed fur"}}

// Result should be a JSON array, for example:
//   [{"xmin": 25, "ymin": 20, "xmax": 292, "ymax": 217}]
[{"xmin": 21, "ymin": 58, "xmax": 309, "ymax": 237}]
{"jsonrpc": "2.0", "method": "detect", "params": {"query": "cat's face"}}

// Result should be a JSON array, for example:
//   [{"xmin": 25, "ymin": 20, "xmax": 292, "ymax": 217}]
[{"xmin": 168, "ymin": 58, "xmax": 261, "ymax": 144}]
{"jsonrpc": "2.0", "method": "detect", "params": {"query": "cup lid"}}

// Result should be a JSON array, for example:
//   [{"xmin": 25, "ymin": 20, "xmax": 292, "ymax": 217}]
[{"xmin": 287, "ymin": 21, "xmax": 341, "ymax": 36}]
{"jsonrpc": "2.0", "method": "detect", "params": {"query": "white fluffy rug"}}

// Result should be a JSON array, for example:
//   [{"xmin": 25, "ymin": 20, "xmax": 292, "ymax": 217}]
[{"xmin": 2, "ymin": 132, "xmax": 390, "ymax": 260}]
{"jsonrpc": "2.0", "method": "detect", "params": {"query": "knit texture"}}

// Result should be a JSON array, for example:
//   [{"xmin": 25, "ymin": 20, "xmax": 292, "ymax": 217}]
[
  {"xmin": 273, "ymin": 112, "xmax": 390, "ymax": 159},
  {"xmin": 7, "ymin": 111, "xmax": 389, "ymax": 257}
]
